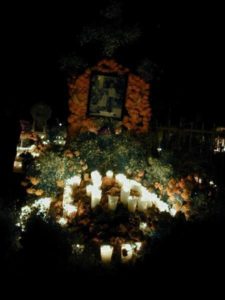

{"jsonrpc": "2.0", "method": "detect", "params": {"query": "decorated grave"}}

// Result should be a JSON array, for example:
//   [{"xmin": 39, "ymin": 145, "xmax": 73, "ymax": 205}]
[{"xmin": 17, "ymin": 59, "xmax": 216, "ymax": 265}]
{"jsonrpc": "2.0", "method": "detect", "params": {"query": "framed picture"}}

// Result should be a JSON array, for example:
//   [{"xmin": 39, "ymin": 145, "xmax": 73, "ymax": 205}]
[{"xmin": 87, "ymin": 72, "xmax": 127, "ymax": 119}]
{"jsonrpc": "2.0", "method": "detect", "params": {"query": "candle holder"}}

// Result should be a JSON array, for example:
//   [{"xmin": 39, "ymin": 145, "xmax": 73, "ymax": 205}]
[
  {"xmin": 100, "ymin": 245, "xmax": 114, "ymax": 264},
  {"xmin": 121, "ymin": 243, "xmax": 133, "ymax": 263}
]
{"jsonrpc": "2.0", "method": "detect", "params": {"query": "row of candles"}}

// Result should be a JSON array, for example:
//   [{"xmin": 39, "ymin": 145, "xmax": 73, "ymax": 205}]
[
  {"xmin": 18, "ymin": 170, "xmax": 176, "ymax": 229},
  {"xmin": 87, "ymin": 171, "xmax": 175, "ymax": 215},
  {"xmin": 61, "ymin": 170, "xmax": 175, "ymax": 217},
  {"xmin": 100, "ymin": 242, "xmax": 142, "ymax": 264}
]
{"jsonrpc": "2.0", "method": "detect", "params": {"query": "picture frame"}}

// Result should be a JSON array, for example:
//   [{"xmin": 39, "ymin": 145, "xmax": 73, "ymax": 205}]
[{"xmin": 87, "ymin": 72, "xmax": 127, "ymax": 119}]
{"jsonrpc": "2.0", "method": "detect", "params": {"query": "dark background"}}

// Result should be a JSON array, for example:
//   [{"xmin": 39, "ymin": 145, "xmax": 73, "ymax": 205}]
[
  {"xmin": 1, "ymin": 1, "xmax": 224, "ymax": 127},
  {"xmin": 0, "ymin": 2, "xmax": 224, "ymax": 290}
]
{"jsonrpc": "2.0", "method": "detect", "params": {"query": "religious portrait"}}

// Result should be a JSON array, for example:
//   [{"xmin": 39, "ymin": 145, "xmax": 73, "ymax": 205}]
[{"xmin": 87, "ymin": 73, "xmax": 127, "ymax": 119}]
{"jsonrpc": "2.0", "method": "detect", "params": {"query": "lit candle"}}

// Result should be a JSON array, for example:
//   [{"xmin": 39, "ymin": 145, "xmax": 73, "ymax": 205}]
[
  {"xmin": 156, "ymin": 200, "xmax": 170, "ymax": 213},
  {"xmin": 57, "ymin": 217, "xmax": 68, "ymax": 226},
  {"xmin": 170, "ymin": 208, "xmax": 177, "ymax": 217},
  {"xmin": 115, "ymin": 174, "xmax": 127, "ymax": 186},
  {"xmin": 100, "ymin": 245, "xmax": 114, "ymax": 264},
  {"xmin": 65, "ymin": 175, "xmax": 81, "ymax": 186},
  {"xmin": 149, "ymin": 192, "xmax": 159, "ymax": 206},
  {"xmin": 137, "ymin": 199, "xmax": 148, "ymax": 212},
  {"xmin": 108, "ymin": 195, "xmax": 119, "ymax": 211},
  {"xmin": 63, "ymin": 204, "xmax": 77, "ymax": 217},
  {"xmin": 91, "ymin": 170, "xmax": 102, "ymax": 187},
  {"xmin": 134, "ymin": 242, "xmax": 142, "ymax": 252},
  {"xmin": 91, "ymin": 187, "xmax": 102, "ymax": 208},
  {"xmin": 130, "ymin": 180, "xmax": 142, "ymax": 193},
  {"xmin": 86, "ymin": 184, "xmax": 94, "ymax": 196},
  {"xmin": 120, "ymin": 186, "xmax": 130, "ymax": 206},
  {"xmin": 106, "ymin": 170, "xmax": 114, "ymax": 178},
  {"xmin": 127, "ymin": 196, "xmax": 138, "ymax": 213},
  {"xmin": 121, "ymin": 243, "xmax": 133, "ymax": 263}
]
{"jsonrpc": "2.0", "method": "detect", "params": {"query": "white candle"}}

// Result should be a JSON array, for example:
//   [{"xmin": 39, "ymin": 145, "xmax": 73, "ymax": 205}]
[
  {"xmin": 65, "ymin": 175, "xmax": 81, "ymax": 186},
  {"xmin": 108, "ymin": 195, "xmax": 119, "ymax": 211},
  {"xmin": 100, "ymin": 245, "xmax": 114, "ymax": 264},
  {"xmin": 115, "ymin": 174, "xmax": 127, "ymax": 186},
  {"xmin": 91, "ymin": 170, "xmax": 102, "ymax": 187},
  {"xmin": 121, "ymin": 243, "xmax": 133, "ymax": 263},
  {"xmin": 120, "ymin": 186, "xmax": 130, "ymax": 206},
  {"xmin": 106, "ymin": 170, "xmax": 114, "ymax": 178},
  {"xmin": 63, "ymin": 204, "xmax": 77, "ymax": 217},
  {"xmin": 137, "ymin": 199, "xmax": 148, "ymax": 212},
  {"xmin": 130, "ymin": 180, "xmax": 142, "ymax": 193},
  {"xmin": 170, "ymin": 208, "xmax": 177, "ymax": 217},
  {"xmin": 156, "ymin": 200, "xmax": 170, "ymax": 213},
  {"xmin": 91, "ymin": 187, "xmax": 102, "ymax": 208},
  {"xmin": 127, "ymin": 196, "xmax": 138, "ymax": 213},
  {"xmin": 63, "ymin": 185, "xmax": 73, "ymax": 204},
  {"xmin": 86, "ymin": 184, "xmax": 94, "ymax": 196},
  {"xmin": 134, "ymin": 242, "xmax": 142, "ymax": 252}
]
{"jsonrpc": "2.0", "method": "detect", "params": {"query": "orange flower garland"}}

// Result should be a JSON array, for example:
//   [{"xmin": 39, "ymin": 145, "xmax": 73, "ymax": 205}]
[{"xmin": 67, "ymin": 59, "xmax": 151, "ymax": 137}]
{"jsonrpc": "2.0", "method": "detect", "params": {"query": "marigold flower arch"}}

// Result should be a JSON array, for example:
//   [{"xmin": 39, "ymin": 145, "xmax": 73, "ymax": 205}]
[{"xmin": 67, "ymin": 59, "xmax": 151, "ymax": 136}]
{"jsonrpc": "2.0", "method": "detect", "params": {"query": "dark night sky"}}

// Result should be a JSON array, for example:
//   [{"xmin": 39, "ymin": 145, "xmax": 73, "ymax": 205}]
[{"xmin": 2, "ymin": 1, "xmax": 224, "ymax": 127}]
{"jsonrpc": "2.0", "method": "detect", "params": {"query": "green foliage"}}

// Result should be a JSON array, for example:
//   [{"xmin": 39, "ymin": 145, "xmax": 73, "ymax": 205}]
[
  {"xmin": 27, "ymin": 150, "xmax": 82, "ymax": 195},
  {"xmin": 26, "ymin": 131, "xmax": 177, "ymax": 195},
  {"xmin": 69, "ymin": 131, "xmax": 148, "ymax": 175},
  {"xmin": 145, "ymin": 156, "xmax": 173, "ymax": 185}
]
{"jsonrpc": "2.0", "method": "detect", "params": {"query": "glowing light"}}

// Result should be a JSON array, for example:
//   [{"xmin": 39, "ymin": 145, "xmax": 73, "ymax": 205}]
[
  {"xmin": 106, "ymin": 170, "xmax": 114, "ymax": 178},
  {"xmin": 120, "ymin": 186, "xmax": 130, "ymax": 205},
  {"xmin": 139, "ymin": 222, "xmax": 147, "ymax": 231},
  {"xmin": 86, "ymin": 184, "xmax": 94, "ymax": 196},
  {"xmin": 134, "ymin": 242, "xmax": 142, "ymax": 252},
  {"xmin": 91, "ymin": 187, "xmax": 102, "ymax": 208},
  {"xmin": 57, "ymin": 217, "xmax": 68, "ymax": 226},
  {"xmin": 170, "ymin": 208, "xmax": 177, "ymax": 217},
  {"xmin": 209, "ymin": 180, "xmax": 214, "ymax": 185},
  {"xmin": 63, "ymin": 204, "xmax": 77, "ymax": 216},
  {"xmin": 13, "ymin": 160, "xmax": 22, "ymax": 171},
  {"xmin": 130, "ymin": 180, "xmax": 142, "ymax": 193},
  {"xmin": 137, "ymin": 199, "xmax": 148, "ymax": 212},
  {"xmin": 33, "ymin": 197, "xmax": 52, "ymax": 213},
  {"xmin": 155, "ymin": 200, "xmax": 170, "ymax": 213},
  {"xmin": 149, "ymin": 193, "xmax": 161, "ymax": 205},
  {"xmin": 18, "ymin": 205, "xmax": 33, "ymax": 231},
  {"xmin": 91, "ymin": 170, "xmax": 102, "ymax": 187},
  {"xmin": 100, "ymin": 245, "xmax": 114, "ymax": 264},
  {"xmin": 72, "ymin": 244, "xmax": 85, "ymax": 254},
  {"xmin": 65, "ymin": 175, "xmax": 81, "ymax": 186},
  {"xmin": 108, "ymin": 195, "xmax": 118, "ymax": 211},
  {"xmin": 115, "ymin": 174, "xmax": 127, "ymax": 186},
  {"xmin": 127, "ymin": 196, "xmax": 138, "ymax": 213},
  {"xmin": 63, "ymin": 186, "xmax": 73, "ymax": 204},
  {"xmin": 121, "ymin": 243, "xmax": 133, "ymax": 263}
]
